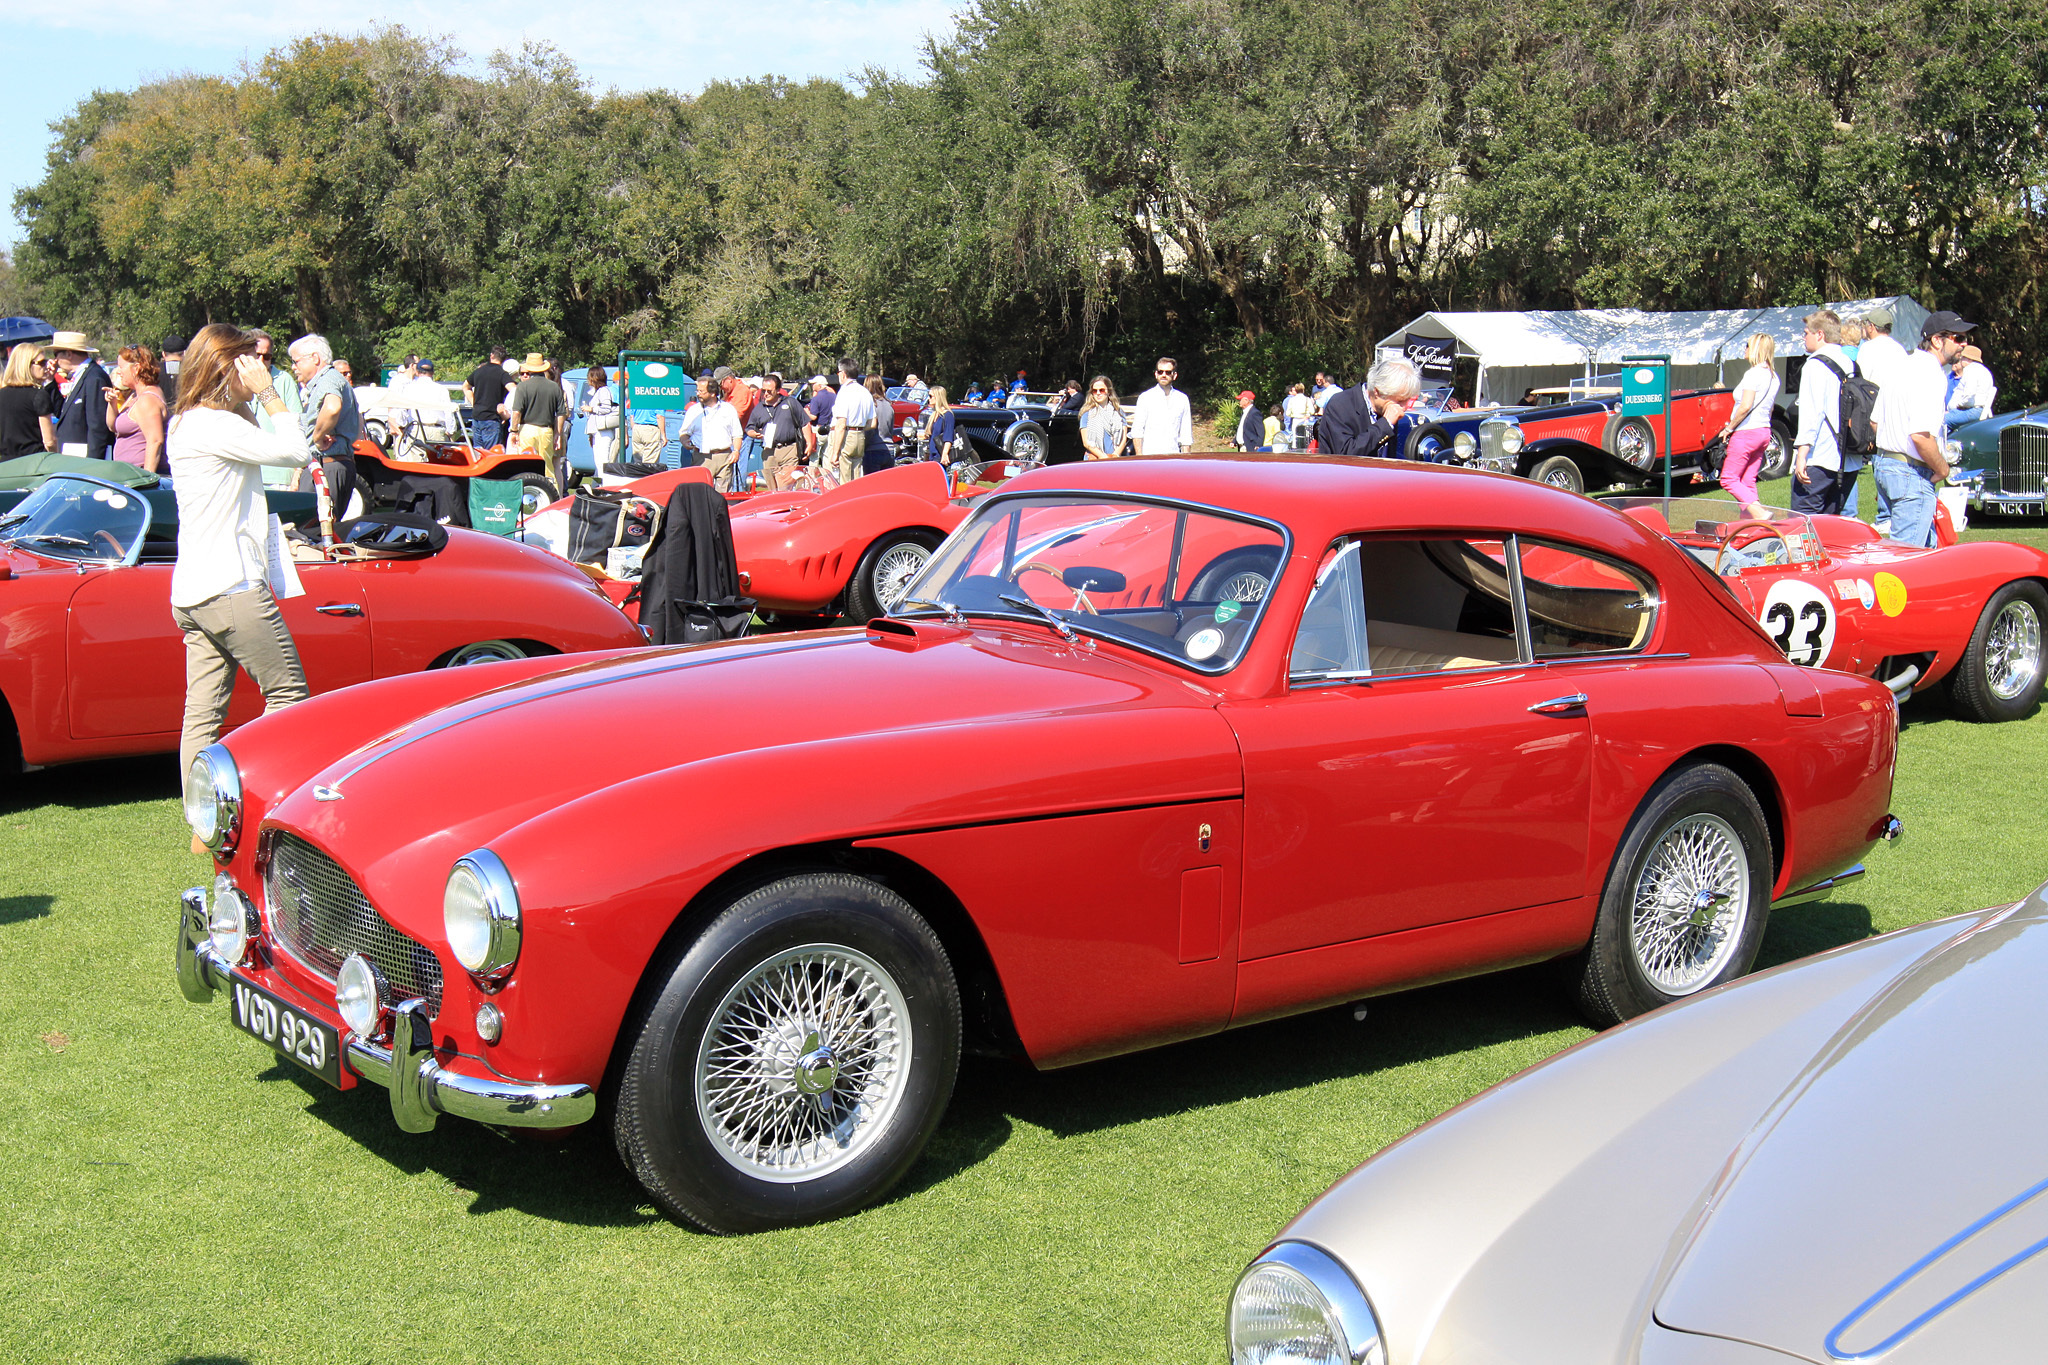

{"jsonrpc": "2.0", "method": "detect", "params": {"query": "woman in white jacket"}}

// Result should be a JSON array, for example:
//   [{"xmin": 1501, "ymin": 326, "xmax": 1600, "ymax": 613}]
[{"xmin": 166, "ymin": 323, "xmax": 315, "ymax": 808}]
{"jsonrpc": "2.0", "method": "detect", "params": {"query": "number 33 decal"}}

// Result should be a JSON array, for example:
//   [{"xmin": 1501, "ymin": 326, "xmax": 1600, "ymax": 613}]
[{"xmin": 1759, "ymin": 580, "xmax": 1837, "ymax": 667}]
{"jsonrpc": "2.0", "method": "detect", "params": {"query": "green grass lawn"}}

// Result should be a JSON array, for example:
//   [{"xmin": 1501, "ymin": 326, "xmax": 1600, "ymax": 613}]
[{"xmin": 7, "ymin": 493, "xmax": 2048, "ymax": 1363}]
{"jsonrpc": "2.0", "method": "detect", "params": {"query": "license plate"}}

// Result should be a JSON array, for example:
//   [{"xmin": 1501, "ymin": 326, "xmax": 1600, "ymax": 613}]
[
  {"xmin": 1985, "ymin": 501, "xmax": 2044, "ymax": 516},
  {"xmin": 228, "ymin": 973, "xmax": 345, "ymax": 1088}
]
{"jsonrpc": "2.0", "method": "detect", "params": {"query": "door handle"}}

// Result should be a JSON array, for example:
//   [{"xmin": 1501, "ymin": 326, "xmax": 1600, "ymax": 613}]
[
  {"xmin": 1528, "ymin": 692, "xmax": 1589, "ymax": 715},
  {"xmin": 315, "ymin": 603, "xmax": 364, "ymax": 616}
]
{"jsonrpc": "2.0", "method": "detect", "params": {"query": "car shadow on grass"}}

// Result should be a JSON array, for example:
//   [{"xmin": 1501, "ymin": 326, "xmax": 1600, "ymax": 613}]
[
  {"xmin": 1756, "ymin": 899, "xmax": 1874, "ymax": 972},
  {"xmin": 258, "ymin": 1063, "xmax": 661, "ymax": 1229},
  {"xmin": 0, "ymin": 893, "xmax": 55, "ymax": 924},
  {"xmin": 0, "ymin": 753, "xmax": 180, "ymax": 816}
]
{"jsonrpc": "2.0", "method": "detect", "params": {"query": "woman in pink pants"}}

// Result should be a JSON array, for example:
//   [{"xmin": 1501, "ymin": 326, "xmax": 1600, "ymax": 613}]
[{"xmin": 1716, "ymin": 333, "xmax": 1781, "ymax": 519}]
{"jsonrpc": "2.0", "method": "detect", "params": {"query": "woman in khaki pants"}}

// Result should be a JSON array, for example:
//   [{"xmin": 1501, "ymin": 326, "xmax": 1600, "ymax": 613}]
[{"xmin": 166, "ymin": 325, "xmax": 315, "ymax": 815}]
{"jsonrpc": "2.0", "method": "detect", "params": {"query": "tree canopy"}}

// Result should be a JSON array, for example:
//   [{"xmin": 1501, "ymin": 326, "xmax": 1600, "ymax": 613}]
[{"xmin": 11, "ymin": 0, "xmax": 2047, "ymax": 407}]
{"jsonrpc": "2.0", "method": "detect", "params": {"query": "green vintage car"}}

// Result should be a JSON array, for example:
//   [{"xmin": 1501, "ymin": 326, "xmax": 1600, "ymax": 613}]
[{"xmin": 1948, "ymin": 402, "xmax": 2048, "ymax": 518}]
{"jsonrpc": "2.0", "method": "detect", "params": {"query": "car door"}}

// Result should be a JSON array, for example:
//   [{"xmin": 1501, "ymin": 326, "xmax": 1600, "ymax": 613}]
[
  {"xmin": 1223, "ymin": 533, "xmax": 1605, "ymax": 962},
  {"xmin": 67, "ymin": 559, "xmax": 375, "ymax": 740}
]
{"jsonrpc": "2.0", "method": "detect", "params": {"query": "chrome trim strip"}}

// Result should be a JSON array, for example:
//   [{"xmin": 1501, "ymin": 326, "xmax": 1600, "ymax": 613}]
[
  {"xmin": 1773, "ymin": 863, "xmax": 1866, "ymax": 908},
  {"xmin": 176, "ymin": 887, "xmax": 215, "ymax": 1003}
]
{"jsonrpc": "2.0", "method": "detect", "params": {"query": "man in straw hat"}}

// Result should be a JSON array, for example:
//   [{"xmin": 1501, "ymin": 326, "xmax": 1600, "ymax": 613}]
[
  {"xmin": 507, "ymin": 352, "xmax": 567, "ymax": 488},
  {"xmin": 48, "ymin": 330, "xmax": 114, "ymax": 459}
]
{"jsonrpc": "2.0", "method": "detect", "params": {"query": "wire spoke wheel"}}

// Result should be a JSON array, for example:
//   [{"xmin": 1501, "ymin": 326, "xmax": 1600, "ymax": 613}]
[
  {"xmin": 1985, "ymin": 598, "xmax": 2042, "ymax": 701},
  {"xmin": 1217, "ymin": 571, "xmax": 1270, "ymax": 602},
  {"xmin": 1614, "ymin": 425, "xmax": 1650, "ymax": 467},
  {"xmin": 694, "ymin": 944, "xmax": 911, "ymax": 1182},
  {"xmin": 872, "ymin": 542, "xmax": 932, "ymax": 613},
  {"xmin": 1629, "ymin": 813, "xmax": 1750, "ymax": 995}
]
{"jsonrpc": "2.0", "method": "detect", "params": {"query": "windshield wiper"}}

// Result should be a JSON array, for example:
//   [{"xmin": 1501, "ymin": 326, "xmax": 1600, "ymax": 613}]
[
  {"xmin": 997, "ymin": 592, "xmax": 1077, "ymax": 642},
  {"xmin": 0, "ymin": 512, "xmax": 27, "ymax": 532},
  {"xmin": 17, "ymin": 533, "xmax": 92, "ymax": 549}
]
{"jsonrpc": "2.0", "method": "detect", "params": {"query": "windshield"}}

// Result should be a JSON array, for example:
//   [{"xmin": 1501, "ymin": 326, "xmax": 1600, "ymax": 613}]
[
  {"xmin": 0, "ymin": 475, "xmax": 151, "ymax": 564},
  {"xmin": 1607, "ymin": 497, "xmax": 1826, "ymax": 576},
  {"xmin": 900, "ymin": 494, "xmax": 1287, "ymax": 672}
]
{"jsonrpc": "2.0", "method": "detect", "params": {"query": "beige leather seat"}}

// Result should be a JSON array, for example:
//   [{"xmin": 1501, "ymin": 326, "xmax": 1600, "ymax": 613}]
[{"xmin": 1367, "ymin": 620, "xmax": 1518, "ymax": 673}]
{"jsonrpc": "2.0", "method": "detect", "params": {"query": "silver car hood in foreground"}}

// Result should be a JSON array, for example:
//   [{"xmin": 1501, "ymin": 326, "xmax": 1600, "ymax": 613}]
[{"xmin": 1278, "ymin": 889, "xmax": 2048, "ymax": 1365}]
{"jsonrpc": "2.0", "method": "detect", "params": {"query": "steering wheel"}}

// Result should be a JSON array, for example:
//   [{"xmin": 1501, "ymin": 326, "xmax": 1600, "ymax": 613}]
[
  {"xmin": 93, "ymin": 530, "xmax": 126, "ymax": 560},
  {"xmin": 1016, "ymin": 560, "xmax": 1100, "ymax": 614},
  {"xmin": 1711, "ymin": 519, "xmax": 1788, "ymax": 577}
]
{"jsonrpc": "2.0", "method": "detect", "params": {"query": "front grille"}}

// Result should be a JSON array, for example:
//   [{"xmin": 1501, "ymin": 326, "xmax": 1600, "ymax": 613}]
[
  {"xmin": 1996, "ymin": 423, "xmax": 2048, "ymax": 496},
  {"xmin": 265, "ymin": 832, "xmax": 443, "ymax": 1016}
]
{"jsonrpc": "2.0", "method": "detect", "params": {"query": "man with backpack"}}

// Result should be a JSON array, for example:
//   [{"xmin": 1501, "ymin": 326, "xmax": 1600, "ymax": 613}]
[
  {"xmin": 1852, "ymin": 308, "xmax": 1911, "ymax": 528},
  {"xmin": 1870, "ymin": 311, "xmax": 1969, "ymax": 548},
  {"xmin": 1792, "ymin": 310, "xmax": 1869, "ymax": 518}
]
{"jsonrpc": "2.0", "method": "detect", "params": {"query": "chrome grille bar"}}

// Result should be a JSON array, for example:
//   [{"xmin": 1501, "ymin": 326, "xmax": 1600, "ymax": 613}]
[
  {"xmin": 265, "ymin": 832, "xmax": 443, "ymax": 1016},
  {"xmin": 1997, "ymin": 423, "xmax": 2048, "ymax": 497}
]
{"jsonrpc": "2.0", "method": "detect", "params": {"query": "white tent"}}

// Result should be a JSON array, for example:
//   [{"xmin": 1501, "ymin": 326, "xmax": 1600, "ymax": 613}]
[{"xmin": 1379, "ymin": 297, "xmax": 1930, "ymax": 406}]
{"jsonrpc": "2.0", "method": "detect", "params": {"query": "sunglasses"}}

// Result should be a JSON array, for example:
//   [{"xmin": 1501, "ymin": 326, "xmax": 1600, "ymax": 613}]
[
  {"xmin": 1155, "ymin": 369, "xmax": 1175, "ymax": 376},
  {"xmin": 1090, "ymin": 386, "xmax": 1109, "ymax": 394}
]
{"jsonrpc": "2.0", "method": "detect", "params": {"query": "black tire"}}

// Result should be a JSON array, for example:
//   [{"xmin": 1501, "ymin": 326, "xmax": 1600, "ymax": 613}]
[
  {"xmin": 518, "ymin": 474, "xmax": 560, "ymax": 519},
  {"xmin": 1759, "ymin": 417, "xmax": 1795, "ymax": 480},
  {"xmin": 1575, "ymin": 763, "xmax": 1773, "ymax": 1027},
  {"xmin": 1603, "ymin": 414, "xmax": 1656, "ymax": 471},
  {"xmin": 613, "ymin": 872, "xmax": 962, "ymax": 1234},
  {"xmin": 1404, "ymin": 421, "xmax": 1454, "ymax": 463},
  {"xmin": 1002, "ymin": 420, "xmax": 1049, "ymax": 463},
  {"xmin": 1527, "ymin": 454, "xmax": 1585, "ymax": 495},
  {"xmin": 1188, "ymin": 546, "xmax": 1282, "ymax": 603},
  {"xmin": 1947, "ymin": 580, "xmax": 2048, "ymax": 723},
  {"xmin": 846, "ymin": 529, "xmax": 944, "ymax": 623},
  {"xmin": 437, "ymin": 639, "xmax": 531, "ymax": 667}
]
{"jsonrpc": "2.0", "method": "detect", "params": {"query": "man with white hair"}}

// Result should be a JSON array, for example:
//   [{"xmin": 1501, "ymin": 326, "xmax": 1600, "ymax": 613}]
[
  {"xmin": 288, "ymin": 333, "xmax": 362, "ymax": 516},
  {"xmin": 1315, "ymin": 357, "xmax": 1420, "ymax": 459}
]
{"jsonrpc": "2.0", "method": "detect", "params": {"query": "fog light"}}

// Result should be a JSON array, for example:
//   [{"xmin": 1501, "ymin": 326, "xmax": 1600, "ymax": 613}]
[
  {"xmin": 207, "ymin": 873, "xmax": 255, "ymax": 965},
  {"xmin": 335, "ymin": 953, "xmax": 388, "ymax": 1038},
  {"xmin": 475, "ymin": 1001, "xmax": 503, "ymax": 1044}
]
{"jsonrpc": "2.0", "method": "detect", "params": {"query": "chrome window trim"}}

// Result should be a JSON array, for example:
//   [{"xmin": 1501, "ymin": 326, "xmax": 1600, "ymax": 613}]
[{"xmin": 0, "ymin": 472, "xmax": 154, "ymax": 566}]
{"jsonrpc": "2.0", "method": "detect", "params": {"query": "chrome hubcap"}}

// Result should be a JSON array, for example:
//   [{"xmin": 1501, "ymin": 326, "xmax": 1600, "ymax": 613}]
[
  {"xmin": 1986, "ymin": 600, "xmax": 2042, "ymax": 701},
  {"xmin": 873, "ymin": 543, "xmax": 931, "ymax": 611},
  {"xmin": 1545, "ymin": 468, "xmax": 1577, "ymax": 488},
  {"xmin": 1616, "ymin": 427, "xmax": 1649, "ymax": 466},
  {"xmin": 695, "ymin": 945, "xmax": 909, "ymax": 1181},
  {"xmin": 1012, "ymin": 430, "xmax": 1046, "ymax": 461},
  {"xmin": 1631, "ymin": 814, "xmax": 1749, "ymax": 995}
]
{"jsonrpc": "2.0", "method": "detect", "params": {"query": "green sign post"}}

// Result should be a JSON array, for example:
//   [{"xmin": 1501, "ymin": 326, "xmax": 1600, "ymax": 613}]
[
  {"xmin": 1621, "ymin": 355, "xmax": 1674, "ymax": 499},
  {"xmin": 617, "ymin": 351, "xmax": 695, "ymax": 419}
]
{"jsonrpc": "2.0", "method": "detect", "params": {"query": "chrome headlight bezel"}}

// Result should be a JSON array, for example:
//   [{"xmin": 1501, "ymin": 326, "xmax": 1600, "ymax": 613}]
[
  {"xmin": 335, "ymin": 952, "xmax": 389, "ymax": 1039},
  {"xmin": 186, "ymin": 744, "xmax": 243, "ymax": 855},
  {"xmin": 1229, "ymin": 1241, "xmax": 1385, "ymax": 1365},
  {"xmin": 1500, "ymin": 423, "xmax": 1525, "ymax": 455},
  {"xmin": 207, "ymin": 872, "xmax": 258, "ymax": 966},
  {"xmin": 1453, "ymin": 431, "xmax": 1476, "ymax": 462},
  {"xmin": 444, "ymin": 849, "xmax": 521, "ymax": 983}
]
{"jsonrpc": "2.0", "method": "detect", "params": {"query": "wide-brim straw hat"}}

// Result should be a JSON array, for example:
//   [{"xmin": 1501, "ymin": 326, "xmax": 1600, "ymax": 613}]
[
  {"xmin": 49, "ymin": 331, "xmax": 98, "ymax": 354},
  {"xmin": 520, "ymin": 352, "xmax": 549, "ymax": 373}
]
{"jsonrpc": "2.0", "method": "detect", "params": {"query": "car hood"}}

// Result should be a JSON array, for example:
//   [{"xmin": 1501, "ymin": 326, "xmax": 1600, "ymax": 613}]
[
  {"xmin": 271, "ymin": 623, "xmax": 1232, "ymax": 860},
  {"xmin": 1652, "ymin": 893, "xmax": 2048, "ymax": 1362}
]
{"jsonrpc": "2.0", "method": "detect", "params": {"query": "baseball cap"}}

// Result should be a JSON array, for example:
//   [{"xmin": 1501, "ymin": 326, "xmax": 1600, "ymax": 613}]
[
  {"xmin": 1862, "ymin": 306, "xmax": 1893, "ymax": 327},
  {"xmin": 161, "ymin": 334, "xmax": 187, "ymax": 354},
  {"xmin": 1238, "ymin": 390, "xmax": 1256, "ymax": 402},
  {"xmin": 809, "ymin": 374, "xmax": 828, "ymax": 386},
  {"xmin": 416, "ymin": 358, "xmax": 435, "ymax": 374},
  {"xmin": 1922, "ymin": 309, "xmax": 1977, "ymax": 336}
]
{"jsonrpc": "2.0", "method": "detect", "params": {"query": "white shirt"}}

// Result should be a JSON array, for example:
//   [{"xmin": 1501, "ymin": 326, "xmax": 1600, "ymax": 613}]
[
  {"xmin": 698, "ymin": 399, "xmax": 743, "ymax": 453},
  {"xmin": 1131, "ymin": 385, "xmax": 1193, "ymax": 454},
  {"xmin": 1795, "ymin": 345, "xmax": 1848, "ymax": 471},
  {"xmin": 1282, "ymin": 393, "xmax": 1312, "ymax": 423},
  {"xmin": 1857, "ymin": 332, "xmax": 1909, "ymax": 389},
  {"xmin": 832, "ymin": 382, "xmax": 876, "ymax": 431},
  {"xmin": 1732, "ymin": 364, "xmax": 1780, "ymax": 432},
  {"xmin": 1312, "ymin": 382, "xmax": 1342, "ymax": 411},
  {"xmin": 1950, "ymin": 361, "xmax": 1996, "ymax": 421},
  {"xmin": 1874, "ymin": 349, "xmax": 1947, "ymax": 460},
  {"xmin": 167, "ymin": 407, "xmax": 314, "ymax": 608}
]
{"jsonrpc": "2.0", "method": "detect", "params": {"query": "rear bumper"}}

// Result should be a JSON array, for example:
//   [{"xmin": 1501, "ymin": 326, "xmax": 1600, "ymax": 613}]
[{"xmin": 176, "ymin": 887, "xmax": 594, "ymax": 1132}]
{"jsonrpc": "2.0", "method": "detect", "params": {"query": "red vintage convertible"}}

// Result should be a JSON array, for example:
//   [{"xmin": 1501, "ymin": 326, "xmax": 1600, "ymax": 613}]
[
  {"xmin": 1476, "ymin": 387, "xmax": 1791, "ymax": 494},
  {"xmin": 173, "ymin": 456, "xmax": 1899, "ymax": 1233},
  {"xmin": 1615, "ymin": 496, "xmax": 2048, "ymax": 720},
  {"xmin": 0, "ymin": 473, "xmax": 644, "ymax": 774}
]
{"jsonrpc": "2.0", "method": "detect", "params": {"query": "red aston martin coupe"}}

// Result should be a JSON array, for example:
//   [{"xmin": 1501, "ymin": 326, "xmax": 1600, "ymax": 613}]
[{"xmin": 174, "ymin": 455, "xmax": 1899, "ymax": 1232}]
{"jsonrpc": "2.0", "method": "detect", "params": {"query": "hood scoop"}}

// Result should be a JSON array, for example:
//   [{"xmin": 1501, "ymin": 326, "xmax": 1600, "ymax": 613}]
[{"xmin": 866, "ymin": 617, "xmax": 968, "ymax": 651}]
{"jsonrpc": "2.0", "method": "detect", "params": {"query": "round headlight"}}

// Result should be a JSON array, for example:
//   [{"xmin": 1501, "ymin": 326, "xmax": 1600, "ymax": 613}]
[
  {"xmin": 185, "ymin": 744, "xmax": 243, "ymax": 855},
  {"xmin": 1229, "ymin": 1242, "xmax": 1384, "ymax": 1365},
  {"xmin": 1453, "ymin": 431, "xmax": 1476, "ymax": 460},
  {"xmin": 444, "ymin": 850, "xmax": 520, "ymax": 980},
  {"xmin": 335, "ymin": 953, "xmax": 388, "ymax": 1038},
  {"xmin": 207, "ymin": 873, "xmax": 255, "ymax": 965},
  {"xmin": 1501, "ymin": 424, "xmax": 1525, "ymax": 454}
]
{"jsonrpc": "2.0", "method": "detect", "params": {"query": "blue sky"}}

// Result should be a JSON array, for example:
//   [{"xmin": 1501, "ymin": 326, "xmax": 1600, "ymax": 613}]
[{"xmin": 1, "ymin": 0, "xmax": 960, "ymax": 252}]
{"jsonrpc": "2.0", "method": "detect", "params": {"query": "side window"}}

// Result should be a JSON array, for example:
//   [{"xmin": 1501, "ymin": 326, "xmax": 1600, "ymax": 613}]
[
  {"xmin": 1290, "ymin": 541, "xmax": 1368, "ymax": 679},
  {"xmin": 1363, "ymin": 537, "xmax": 1524, "ymax": 675},
  {"xmin": 1516, "ymin": 541, "xmax": 1657, "ymax": 655}
]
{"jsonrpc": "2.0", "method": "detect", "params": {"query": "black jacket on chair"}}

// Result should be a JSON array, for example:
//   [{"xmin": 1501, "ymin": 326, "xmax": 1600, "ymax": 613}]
[
  {"xmin": 1313, "ymin": 385, "xmax": 1396, "ymax": 461},
  {"xmin": 53, "ymin": 361, "xmax": 113, "ymax": 459},
  {"xmin": 639, "ymin": 481, "xmax": 753, "ymax": 645}
]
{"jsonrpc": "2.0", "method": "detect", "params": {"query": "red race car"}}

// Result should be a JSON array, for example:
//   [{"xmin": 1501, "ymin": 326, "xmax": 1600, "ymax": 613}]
[
  {"xmin": 1614, "ymin": 496, "xmax": 2048, "ymax": 721},
  {"xmin": 1477, "ymin": 387, "xmax": 1792, "ymax": 495},
  {"xmin": 173, "ymin": 456, "xmax": 1899, "ymax": 1232},
  {"xmin": 0, "ymin": 473, "xmax": 644, "ymax": 774}
]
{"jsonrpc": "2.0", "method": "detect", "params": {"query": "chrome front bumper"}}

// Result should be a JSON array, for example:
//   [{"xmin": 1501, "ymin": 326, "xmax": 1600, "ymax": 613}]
[{"xmin": 176, "ymin": 887, "xmax": 595, "ymax": 1132}]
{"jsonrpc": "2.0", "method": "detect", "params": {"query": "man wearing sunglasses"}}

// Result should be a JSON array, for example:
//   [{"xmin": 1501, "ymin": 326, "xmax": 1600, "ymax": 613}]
[
  {"xmin": 1314, "ymin": 357, "xmax": 1420, "ymax": 460},
  {"xmin": 1131, "ymin": 358, "xmax": 1192, "ymax": 457}
]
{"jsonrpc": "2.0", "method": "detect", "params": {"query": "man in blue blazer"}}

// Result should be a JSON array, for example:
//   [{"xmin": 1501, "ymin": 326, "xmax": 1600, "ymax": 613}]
[
  {"xmin": 48, "ymin": 330, "xmax": 113, "ymax": 459},
  {"xmin": 1314, "ymin": 357, "xmax": 1421, "ymax": 460}
]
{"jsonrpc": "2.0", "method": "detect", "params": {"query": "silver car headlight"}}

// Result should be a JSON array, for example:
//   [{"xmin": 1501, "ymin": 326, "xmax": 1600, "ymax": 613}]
[
  {"xmin": 1230, "ymin": 1242, "xmax": 1385, "ymax": 1365},
  {"xmin": 1453, "ymin": 431, "xmax": 1476, "ymax": 461},
  {"xmin": 335, "ymin": 953, "xmax": 388, "ymax": 1038},
  {"xmin": 444, "ymin": 850, "xmax": 520, "ymax": 982},
  {"xmin": 186, "ymin": 744, "xmax": 243, "ymax": 854},
  {"xmin": 207, "ymin": 872, "xmax": 257, "ymax": 966},
  {"xmin": 1500, "ymin": 424, "xmax": 1525, "ymax": 455}
]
